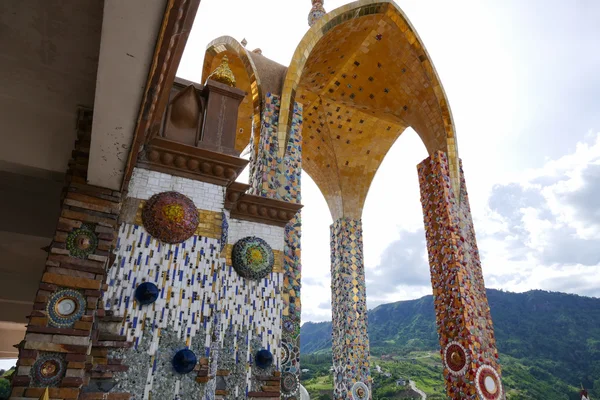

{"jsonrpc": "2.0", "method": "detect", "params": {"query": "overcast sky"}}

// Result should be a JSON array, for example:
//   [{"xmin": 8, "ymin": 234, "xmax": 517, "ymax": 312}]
[{"xmin": 178, "ymin": 0, "xmax": 600, "ymax": 324}]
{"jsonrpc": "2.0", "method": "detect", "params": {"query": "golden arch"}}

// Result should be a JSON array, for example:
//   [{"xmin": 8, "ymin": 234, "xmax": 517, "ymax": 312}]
[
  {"xmin": 202, "ymin": 36, "xmax": 263, "ymax": 153},
  {"xmin": 278, "ymin": 0, "xmax": 460, "ymax": 218}
]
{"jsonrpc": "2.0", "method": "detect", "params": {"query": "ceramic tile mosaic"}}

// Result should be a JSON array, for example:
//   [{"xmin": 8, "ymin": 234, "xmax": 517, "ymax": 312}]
[
  {"xmin": 330, "ymin": 218, "xmax": 370, "ymax": 400},
  {"xmin": 418, "ymin": 151, "xmax": 503, "ymax": 400},
  {"xmin": 104, "ymin": 222, "xmax": 284, "ymax": 399},
  {"xmin": 249, "ymin": 93, "xmax": 304, "ymax": 397},
  {"xmin": 129, "ymin": 168, "xmax": 225, "ymax": 212}
]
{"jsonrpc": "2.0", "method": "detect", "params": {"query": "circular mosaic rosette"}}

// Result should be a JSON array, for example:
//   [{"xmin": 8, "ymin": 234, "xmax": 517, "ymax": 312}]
[
  {"xmin": 281, "ymin": 372, "xmax": 299, "ymax": 397},
  {"xmin": 281, "ymin": 342, "xmax": 291, "ymax": 366},
  {"xmin": 351, "ymin": 382, "xmax": 369, "ymax": 400},
  {"xmin": 31, "ymin": 353, "xmax": 66, "ymax": 386},
  {"xmin": 142, "ymin": 191, "xmax": 199, "ymax": 244},
  {"xmin": 232, "ymin": 236, "xmax": 274, "ymax": 280},
  {"xmin": 47, "ymin": 289, "xmax": 86, "ymax": 328},
  {"xmin": 475, "ymin": 365, "xmax": 503, "ymax": 400},
  {"xmin": 66, "ymin": 225, "xmax": 98, "ymax": 258},
  {"xmin": 443, "ymin": 341, "xmax": 469, "ymax": 376}
]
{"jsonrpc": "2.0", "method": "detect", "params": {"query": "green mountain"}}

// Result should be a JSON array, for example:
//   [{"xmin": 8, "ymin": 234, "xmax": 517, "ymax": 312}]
[{"xmin": 300, "ymin": 289, "xmax": 600, "ymax": 399}]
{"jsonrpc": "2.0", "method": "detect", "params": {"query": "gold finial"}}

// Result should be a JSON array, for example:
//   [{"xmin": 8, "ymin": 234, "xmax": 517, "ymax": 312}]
[
  {"xmin": 207, "ymin": 56, "xmax": 236, "ymax": 88},
  {"xmin": 39, "ymin": 387, "xmax": 50, "ymax": 400}
]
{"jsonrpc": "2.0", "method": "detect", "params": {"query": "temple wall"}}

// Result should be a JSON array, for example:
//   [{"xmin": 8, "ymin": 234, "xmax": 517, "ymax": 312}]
[
  {"xmin": 101, "ymin": 168, "xmax": 286, "ymax": 399},
  {"xmin": 418, "ymin": 151, "xmax": 504, "ymax": 400}
]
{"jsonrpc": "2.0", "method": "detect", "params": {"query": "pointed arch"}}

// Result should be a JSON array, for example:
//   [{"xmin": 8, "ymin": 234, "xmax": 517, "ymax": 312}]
[
  {"xmin": 202, "ymin": 36, "xmax": 263, "ymax": 153},
  {"xmin": 278, "ymin": 0, "xmax": 461, "ymax": 215}
]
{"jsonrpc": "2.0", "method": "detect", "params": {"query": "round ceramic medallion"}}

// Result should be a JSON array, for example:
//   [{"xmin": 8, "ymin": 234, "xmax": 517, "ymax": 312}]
[
  {"xmin": 31, "ymin": 353, "xmax": 66, "ymax": 386},
  {"xmin": 443, "ymin": 341, "xmax": 469, "ymax": 376},
  {"xmin": 142, "ymin": 191, "xmax": 199, "ymax": 243},
  {"xmin": 172, "ymin": 349, "xmax": 197, "ymax": 374},
  {"xmin": 56, "ymin": 298, "xmax": 76, "ymax": 316},
  {"xmin": 255, "ymin": 349, "xmax": 274, "ymax": 369},
  {"xmin": 281, "ymin": 372, "xmax": 299, "ymax": 397},
  {"xmin": 134, "ymin": 282, "xmax": 160, "ymax": 305},
  {"xmin": 231, "ymin": 236, "xmax": 275, "ymax": 280},
  {"xmin": 66, "ymin": 225, "xmax": 98, "ymax": 258},
  {"xmin": 351, "ymin": 382, "xmax": 369, "ymax": 400},
  {"xmin": 475, "ymin": 365, "xmax": 503, "ymax": 400},
  {"xmin": 47, "ymin": 289, "xmax": 86, "ymax": 328}
]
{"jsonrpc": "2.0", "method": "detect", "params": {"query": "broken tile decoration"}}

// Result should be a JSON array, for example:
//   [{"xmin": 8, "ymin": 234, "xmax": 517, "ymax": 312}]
[
  {"xmin": 476, "ymin": 365, "xmax": 503, "ymax": 400},
  {"xmin": 65, "ymin": 224, "xmax": 98, "ymax": 258},
  {"xmin": 46, "ymin": 289, "xmax": 86, "ymax": 328},
  {"xmin": 142, "ymin": 191, "xmax": 200, "ymax": 244},
  {"xmin": 330, "ymin": 218, "xmax": 370, "ymax": 399},
  {"xmin": 103, "ymin": 169, "xmax": 286, "ymax": 399},
  {"xmin": 249, "ymin": 93, "xmax": 304, "ymax": 397},
  {"xmin": 31, "ymin": 353, "xmax": 66, "ymax": 387},
  {"xmin": 418, "ymin": 151, "xmax": 503, "ymax": 399},
  {"xmin": 351, "ymin": 381, "xmax": 369, "ymax": 400},
  {"xmin": 231, "ymin": 236, "xmax": 275, "ymax": 280}
]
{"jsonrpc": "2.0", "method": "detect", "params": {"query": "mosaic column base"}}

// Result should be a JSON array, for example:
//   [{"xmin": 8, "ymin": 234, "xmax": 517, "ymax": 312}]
[
  {"xmin": 330, "ymin": 218, "xmax": 371, "ymax": 400},
  {"xmin": 418, "ymin": 151, "xmax": 504, "ymax": 400}
]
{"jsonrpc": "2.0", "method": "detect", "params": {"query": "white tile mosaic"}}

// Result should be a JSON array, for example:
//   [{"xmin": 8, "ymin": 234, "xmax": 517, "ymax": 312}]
[{"xmin": 128, "ymin": 168, "xmax": 224, "ymax": 212}]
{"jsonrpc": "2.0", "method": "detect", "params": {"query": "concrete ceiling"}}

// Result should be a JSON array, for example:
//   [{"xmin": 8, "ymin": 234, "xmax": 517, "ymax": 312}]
[
  {"xmin": 87, "ymin": 0, "xmax": 169, "ymax": 190},
  {"xmin": 0, "ymin": 170, "xmax": 62, "ymax": 358},
  {"xmin": 0, "ymin": 0, "xmax": 105, "ymax": 359},
  {"xmin": 0, "ymin": 0, "xmax": 103, "ymax": 177}
]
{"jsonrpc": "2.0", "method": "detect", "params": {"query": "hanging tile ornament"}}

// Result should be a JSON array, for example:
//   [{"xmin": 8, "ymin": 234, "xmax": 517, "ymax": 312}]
[
  {"xmin": 134, "ymin": 282, "xmax": 159, "ymax": 306},
  {"xmin": 231, "ymin": 236, "xmax": 275, "ymax": 280},
  {"xmin": 142, "ymin": 191, "xmax": 199, "ymax": 244},
  {"xmin": 443, "ymin": 341, "xmax": 469, "ymax": 376},
  {"xmin": 31, "ymin": 353, "xmax": 66, "ymax": 387},
  {"xmin": 47, "ymin": 289, "xmax": 86, "ymax": 328},
  {"xmin": 351, "ymin": 382, "xmax": 369, "ymax": 400},
  {"xmin": 281, "ymin": 372, "xmax": 299, "ymax": 397},
  {"xmin": 172, "ymin": 348, "xmax": 197, "ymax": 374},
  {"xmin": 255, "ymin": 349, "xmax": 274, "ymax": 369},
  {"xmin": 220, "ymin": 211, "xmax": 228, "ymax": 254},
  {"xmin": 66, "ymin": 224, "xmax": 98, "ymax": 258},
  {"xmin": 475, "ymin": 365, "xmax": 503, "ymax": 400}
]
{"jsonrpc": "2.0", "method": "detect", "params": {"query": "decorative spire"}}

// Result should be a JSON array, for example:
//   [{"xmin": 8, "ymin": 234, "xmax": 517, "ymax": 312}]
[
  {"xmin": 39, "ymin": 388, "xmax": 50, "ymax": 400},
  {"xmin": 207, "ymin": 56, "xmax": 236, "ymax": 87},
  {"xmin": 241, "ymin": 38, "xmax": 247, "ymax": 47},
  {"xmin": 308, "ymin": 0, "xmax": 326, "ymax": 27}
]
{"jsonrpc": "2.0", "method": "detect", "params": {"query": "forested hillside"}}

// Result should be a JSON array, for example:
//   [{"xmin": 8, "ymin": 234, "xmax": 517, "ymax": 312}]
[{"xmin": 300, "ymin": 289, "xmax": 600, "ymax": 399}]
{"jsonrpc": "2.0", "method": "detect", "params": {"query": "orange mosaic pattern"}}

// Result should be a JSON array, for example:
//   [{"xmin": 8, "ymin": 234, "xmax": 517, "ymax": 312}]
[
  {"xmin": 278, "ymin": 0, "xmax": 461, "ymax": 219},
  {"xmin": 418, "ymin": 151, "xmax": 503, "ymax": 399}
]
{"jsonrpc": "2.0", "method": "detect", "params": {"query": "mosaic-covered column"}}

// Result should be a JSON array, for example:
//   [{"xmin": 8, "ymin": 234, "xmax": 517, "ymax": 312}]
[
  {"xmin": 330, "ymin": 218, "xmax": 370, "ymax": 400},
  {"xmin": 249, "ymin": 93, "xmax": 304, "ymax": 399},
  {"xmin": 418, "ymin": 151, "xmax": 504, "ymax": 400}
]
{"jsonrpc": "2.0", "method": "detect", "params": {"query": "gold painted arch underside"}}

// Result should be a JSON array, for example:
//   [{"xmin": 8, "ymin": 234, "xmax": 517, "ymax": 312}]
[
  {"xmin": 280, "ymin": 0, "xmax": 460, "ymax": 219},
  {"xmin": 202, "ymin": 36, "xmax": 263, "ymax": 153}
]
